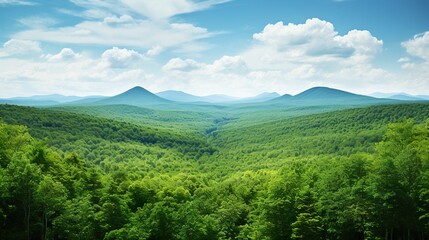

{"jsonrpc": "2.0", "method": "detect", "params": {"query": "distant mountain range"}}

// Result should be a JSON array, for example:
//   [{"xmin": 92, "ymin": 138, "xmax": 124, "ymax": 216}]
[
  {"xmin": 156, "ymin": 90, "xmax": 280, "ymax": 103},
  {"xmin": 0, "ymin": 94, "xmax": 105, "ymax": 106},
  {"xmin": 87, "ymin": 86, "xmax": 403, "ymax": 107},
  {"xmin": 271, "ymin": 86, "xmax": 392, "ymax": 106},
  {"xmin": 1, "ymin": 86, "xmax": 427, "ymax": 107},
  {"xmin": 370, "ymin": 92, "xmax": 429, "ymax": 101}
]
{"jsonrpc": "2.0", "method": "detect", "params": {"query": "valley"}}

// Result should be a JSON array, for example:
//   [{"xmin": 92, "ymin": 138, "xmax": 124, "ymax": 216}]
[{"xmin": 0, "ymin": 86, "xmax": 428, "ymax": 239}]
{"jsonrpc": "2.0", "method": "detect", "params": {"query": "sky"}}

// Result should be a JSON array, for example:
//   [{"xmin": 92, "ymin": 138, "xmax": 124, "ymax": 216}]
[{"xmin": 0, "ymin": 0, "xmax": 428, "ymax": 98}]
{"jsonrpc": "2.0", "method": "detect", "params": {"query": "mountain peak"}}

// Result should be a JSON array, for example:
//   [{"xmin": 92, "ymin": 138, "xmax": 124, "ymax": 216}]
[
  {"xmin": 125, "ymin": 86, "xmax": 150, "ymax": 93},
  {"xmin": 96, "ymin": 86, "xmax": 169, "ymax": 106},
  {"xmin": 295, "ymin": 86, "xmax": 363, "ymax": 99}
]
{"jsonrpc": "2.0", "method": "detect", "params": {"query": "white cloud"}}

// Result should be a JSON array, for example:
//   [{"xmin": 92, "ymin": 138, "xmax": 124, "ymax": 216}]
[
  {"xmin": 98, "ymin": 47, "xmax": 144, "ymax": 68},
  {"xmin": 0, "ymin": 39, "xmax": 41, "ymax": 57},
  {"xmin": 45, "ymin": 48, "xmax": 82, "ymax": 62},
  {"xmin": 209, "ymin": 56, "xmax": 248, "ymax": 74},
  {"xmin": 69, "ymin": 0, "xmax": 230, "ymax": 20},
  {"xmin": 159, "ymin": 19, "xmax": 392, "ymax": 97},
  {"xmin": 248, "ymin": 18, "xmax": 382, "ymax": 69},
  {"xmin": 398, "ymin": 57, "xmax": 410, "ymax": 63},
  {"xmin": 146, "ymin": 45, "xmax": 164, "ymax": 56},
  {"xmin": 0, "ymin": 47, "xmax": 153, "ymax": 97},
  {"xmin": 11, "ymin": 0, "xmax": 228, "ymax": 54},
  {"xmin": 18, "ymin": 17, "xmax": 58, "ymax": 28},
  {"xmin": 163, "ymin": 58, "xmax": 203, "ymax": 72},
  {"xmin": 14, "ymin": 19, "xmax": 211, "ymax": 51},
  {"xmin": 163, "ymin": 55, "xmax": 248, "ymax": 74},
  {"xmin": 58, "ymin": 8, "xmax": 113, "ymax": 20},
  {"xmin": 396, "ymin": 32, "xmax": 429, "ymax": 94},
  {"xmin": 102, "ymin": 14, "xmax": 134, "ymax": 24},
  {"xmin": 0, "ymin": 0, "xmax": 36, "ymax": 6},
  {"xmin": 402, "ymin": 31, "xmax": 429, "ymax": 61}
]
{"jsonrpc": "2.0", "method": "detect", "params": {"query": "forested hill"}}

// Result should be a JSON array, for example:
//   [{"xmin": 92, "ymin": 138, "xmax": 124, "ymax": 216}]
[
  {"xmin": 0, "ymin": 104, "xmax": 215, "ymax": 162},
  {"xmin": 208, "ymin": 103, "xmax": 429, "ymax": 173},
  {"xmin": 0, "ymin": 103, "xmax": 428, "ymax": 240}
]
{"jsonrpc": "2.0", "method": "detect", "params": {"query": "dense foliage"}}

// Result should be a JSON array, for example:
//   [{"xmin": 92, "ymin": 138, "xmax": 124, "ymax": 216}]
[{"xmin": 0, "ymin": 103, "xmax": 428, "ymax": 239}]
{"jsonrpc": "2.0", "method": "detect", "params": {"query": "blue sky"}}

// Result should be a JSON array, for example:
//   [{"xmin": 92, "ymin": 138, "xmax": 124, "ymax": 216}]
[{"xmin": 0, "ymin": 0, "xmax": 428, "ymax": 97}]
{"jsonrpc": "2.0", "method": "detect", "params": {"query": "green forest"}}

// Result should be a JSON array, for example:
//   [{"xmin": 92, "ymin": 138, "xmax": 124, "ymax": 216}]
[{"xmin": 1, "ymin": 102, "xmax": 429, "ymax": 240}]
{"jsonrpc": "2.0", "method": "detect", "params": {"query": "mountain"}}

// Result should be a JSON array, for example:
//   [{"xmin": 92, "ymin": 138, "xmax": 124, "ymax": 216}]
[
  {"xmin": 271, "ymin": 86, "xmax": 394, "ymax": 106},
  {"xmin": 0, "ymin": 94, "xmax": 85, "ymax": 106},
  {"xmin": 156, "ymin": 90, "xmax": 206, "ymax": 102},
  {"xmin": 0, "ymin": 99, "xmax": 59, "ymax": 106},
  {"xmin": 294, "ymin": 87, "xmax": 370, "ymax": 100},
  {"xmin": 0, "ymin": 94, "xmax": 109, "ymax": 106},
  {"xmin": 388, "ymin": 94, "xmax": 426, "ymax": 101},
  {"xmin": 370, "ymin": 92, "xmax": 401, "ymax": 99},
  {"xmin": 370, "ymin": 92, "xmax": 429, "ymax": 101},
  {"xmin": 9, "ymin": 94, "xmax": 84, "ymax": 103},
  {"xmin": 202, "ymin": 94, "xmax": 239, "ymax": 103},
  {"xmin": 238, "ymin": 92, "xmax": 281, "ymax": 103},
  {"xmin": 95, "ymin": 86, "xmax": 170, "ymax": 106},
  {"xmin": 417, "ymin": 95, "xmax": 429, "ymax": 100},
  {"xmin": 157, "ymin": 90, "xmax": 278, "ymax": 103},
  {"xmin": 271, "ymin": 93, "xmax": 293, "ymax": 101},
  {"xmin": 157, "ymin": 91, "xmax": 239, "ymax": 103},
  {"xmin": 65, "ymin": 96, "xmax": 108, "ymax": 105}
]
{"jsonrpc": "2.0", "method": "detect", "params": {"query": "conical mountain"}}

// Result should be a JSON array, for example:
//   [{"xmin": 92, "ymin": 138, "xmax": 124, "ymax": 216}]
[
  {"xmin": 96, "ymin": 86, "xmax": 170, "ymax": 106},
  {"xmin": 294, "ymin": 87, "xmax": 372, "ymax": 100},
  {"xmin": 271, "ymin": 86, "xmax": 395, "ymax": 105}
]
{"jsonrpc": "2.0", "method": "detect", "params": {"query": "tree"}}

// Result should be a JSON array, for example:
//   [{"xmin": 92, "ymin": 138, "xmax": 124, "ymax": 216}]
[
  {"xmin": 291, "ymin": 187, "xmax": 323, "ymax": 240},
  {"xmin": 5, "ymin": 157, "xmax": 42, "ymax": 240},
  {"xmin": 36, "ymin": 175, "xmax": 67, "ymax": 240}
]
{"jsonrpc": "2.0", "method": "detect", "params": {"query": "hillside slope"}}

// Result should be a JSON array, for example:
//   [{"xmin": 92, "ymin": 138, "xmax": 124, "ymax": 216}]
[{"xmin": 96, "ymin": 86, "xmax": 171, "ymax": 107}]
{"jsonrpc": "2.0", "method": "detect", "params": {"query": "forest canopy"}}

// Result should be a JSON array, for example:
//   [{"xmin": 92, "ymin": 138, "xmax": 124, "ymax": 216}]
[{"xmin": 0, "ymin": 103, "xmax": 428, "ymax": 240}]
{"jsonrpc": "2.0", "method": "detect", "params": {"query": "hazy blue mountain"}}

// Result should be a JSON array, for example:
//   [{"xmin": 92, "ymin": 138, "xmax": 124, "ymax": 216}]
[
  {"xmin": 1, "ymin": 94, "xmax": 111, "ymax": 107},
  {"xmin": 388, "ymin": 94, "xmax": 426, "ymax": 101},
  {"xmin": 293, "ymin": 87, "xmax": 371, "ymax": 100},
  {"xmin": 65, "ymin": 96, "xmax": 108, "ymax": 105},
  {"xmin": 202, "ymin": 94, "xmax": 239, "ymax": 103},
  {"xmin": 270, "ymin": 86, "xmax": 395, "ymax": 106},
  {"xmin": 9, "ymin": 94, "xmax": 84, "ymax": 103},
  {"xmin": 95, "ymin": 86, "xmax": 171, "ymax": 106},
  {"xmin": 271, "ymin": 93, "xmax": 293, "ymax": 101},
  {"xmin": 370, "ymin": 92, "xmax": 429, "ymax": 101},
  {"xmin": 156, "ymin": 90, "xmax": 206, "ymax": 102},
  {"xmin": 238, "ymin": 92, "xmax": 281, "ymax": 103},
  {"xmin": 417, "ymin": 95, "xmax": 429, "ymax": 100},
  {"xmin": 370, "ymin": 92, "xmax": 400, "ymax": 99},
  {"xmin": 157, "ymin": 90, "xmax": 279, "ymax": 103},
  {"xmin": 0, "ymin": 99, "xmax": 59, "ymax": 106}
]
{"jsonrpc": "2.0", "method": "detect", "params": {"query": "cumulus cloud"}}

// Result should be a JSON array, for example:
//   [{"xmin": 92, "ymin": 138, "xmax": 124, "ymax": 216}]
[
  {"xmin": 0, "ymin": 47, "xmax": 153, "ymax": 97},
  {"xmin": 98, "ymin": 47, "xmax": 144, "ymax": 68},
  {"xmin": 146, "ymin": 45, "xmax": 164, "ymax": 56},
  {"xmin": 159, "ymin": 19, "xmax": 391, "ymax": 96},
  {"xmin": 163, "ymin": 58, "xmax": 203, "ymax": 72},
  {"xmin": 209, "ymin": 56, "xmax": 248, "ymax": 74},
  {"xmin": 396, "ymin": 31, "xmax": 429, "ymax": 94},
  {"xmin": 248, "ymin": 18, "xmax": 383, "ymax": 69},
  {"xmin": 45, "ymin": 48, "xmax": 82, "ymax": 62},
  {"xmin": 102, "ymin": 15, "xmax": 134, "ymax": 24},
  {"xmin": 163, "ymin": 55, "xmax": 248, "ymax": 74},
  {"xmin": 402, "ymin": 31, "xmax": 429, "ymax": 61},
  {"xmin": 0, "ymin": 39, "xmax": 41, "ymax": 57}
]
